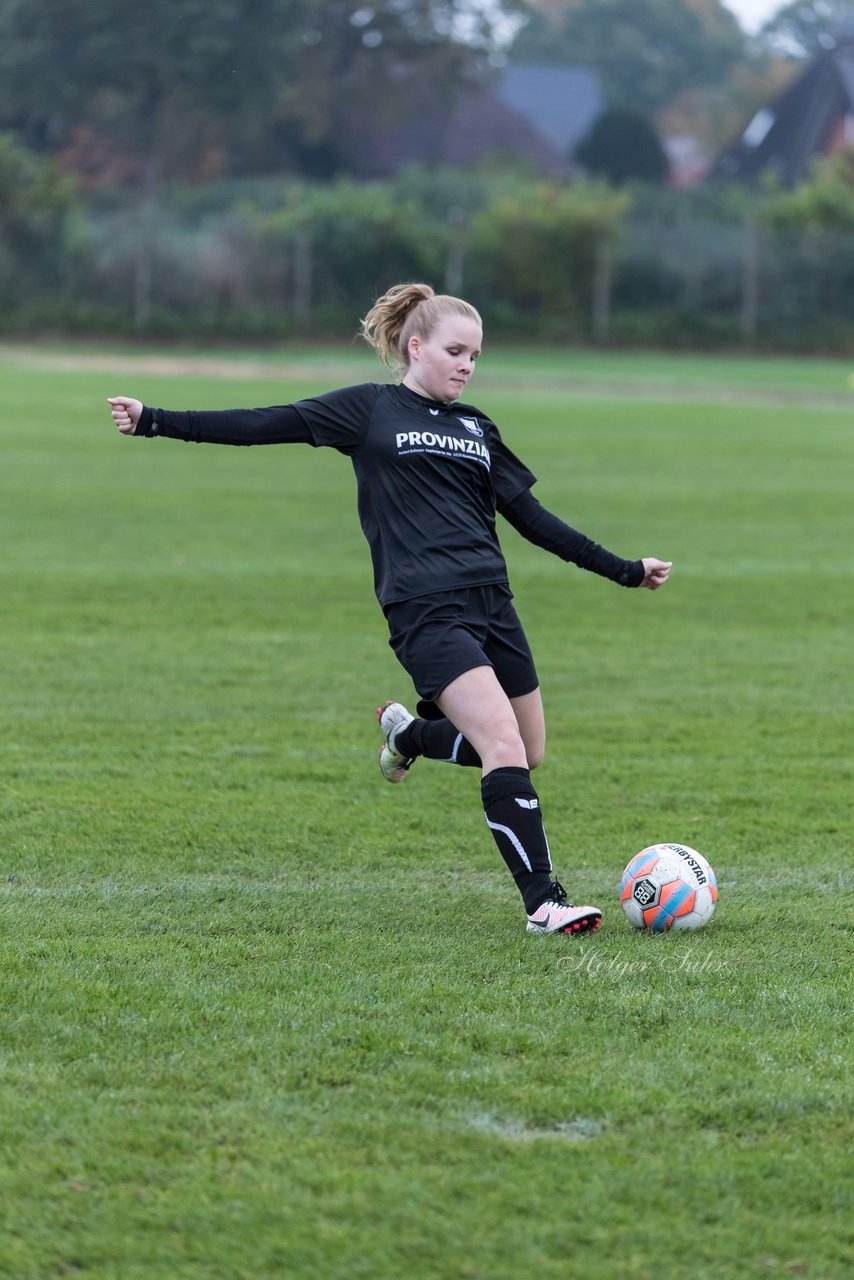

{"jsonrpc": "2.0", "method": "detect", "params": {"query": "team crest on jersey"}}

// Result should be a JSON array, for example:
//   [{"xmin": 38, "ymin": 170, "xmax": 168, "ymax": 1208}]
[{"xmin": 457, "ymin": 417, "xmax": 483, "ymax": 437}]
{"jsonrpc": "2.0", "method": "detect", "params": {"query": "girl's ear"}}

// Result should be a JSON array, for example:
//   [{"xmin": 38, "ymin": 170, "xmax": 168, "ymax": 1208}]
[{"xmin": 407, "ymin": 334, "xmax": 421, "ymax": 361}]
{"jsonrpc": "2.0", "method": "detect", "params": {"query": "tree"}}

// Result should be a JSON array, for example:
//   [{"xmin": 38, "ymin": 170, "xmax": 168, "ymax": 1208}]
[
  {"xmin": 0, "ymin": 0, "xmax": 516, "ymax": 184},
  {"xmin": 0, "ymin": 1, "xmax": 297, "ymax": 181},
  {"xmin": 468, "ymin": 180, "xmax": 629, "ymax": 339},
  {"xmin": 0, "ymin": 0, "xmax": 314, "ymax": 323},
  {"xmin": 0, "ymin": 0, "xmax": 513, "ymax": 322},
  {"xmin": 0, "ymin": 133, "xmax": 79, "ymax": 304},
  {"xmin": 575, "ymin": 107, "xmax": 670, "ymax": 185},
  {"xmin": 509, "ymin": 0, "xmax": 746, "ymax": 112},
  {"xmin": 758, "ymin": 0, "xmax": 854, "ymax": 58},
  {"xmin": 762, "ymin": 148, "xmax": 854, "ymax": 227}
]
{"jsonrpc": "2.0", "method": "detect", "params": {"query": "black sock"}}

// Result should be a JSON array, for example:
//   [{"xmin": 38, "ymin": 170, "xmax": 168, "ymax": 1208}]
[
  {"xmin": 481, "ymin": 767, "xmax": 554, "ymax": 913},
  {"xmin": 395, "ymin": 717, "xmax": 481, "ymax": 768}
]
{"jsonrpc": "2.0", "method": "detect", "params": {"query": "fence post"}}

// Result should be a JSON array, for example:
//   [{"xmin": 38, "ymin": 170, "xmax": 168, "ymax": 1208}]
[
  {"xmin": 741, "ymin": 218, "xmax": 759, "ymax": 346},
  {"xmin": 293, "ymin": 218, "xmax": 313, "ymax": 334},
  {"xmin": 133, "ymin": 216, "xmax": 153, "ymax": 332},
  {"xmin": 592, "ymin": 230, "xmax": 612, "ymax": 344},
  {"xmin": 133, "ymin": 152, "xmax": 161, "ymax": 332},
  {"xmin": 445, "ymin": 207, "xmax": 466, "ymax": 297}
]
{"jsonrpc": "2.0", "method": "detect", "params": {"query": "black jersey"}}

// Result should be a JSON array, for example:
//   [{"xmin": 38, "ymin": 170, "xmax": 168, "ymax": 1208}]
[
  {"xmin": 297, "ymin": 383, "xmax": 536, "ymax": 605},
  {"xmin": 138, "ymin": 382, "xmax": 535, "ymax": 606},
  {"xmin": 136, "ymin": 380, "xmax": 643, "ymax": 605}
]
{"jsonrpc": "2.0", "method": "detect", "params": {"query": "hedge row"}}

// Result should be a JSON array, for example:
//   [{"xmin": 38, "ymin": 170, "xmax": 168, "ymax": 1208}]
[{"xmin": 5, "ymin": 160, "xmax": 854, "ymax": 350}]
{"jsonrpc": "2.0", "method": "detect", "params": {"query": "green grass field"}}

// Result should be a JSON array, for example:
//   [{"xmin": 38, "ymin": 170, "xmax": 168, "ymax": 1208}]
[{"xmin": 0, "ymin": 343, "xmax": 851, "ymax": 1279}]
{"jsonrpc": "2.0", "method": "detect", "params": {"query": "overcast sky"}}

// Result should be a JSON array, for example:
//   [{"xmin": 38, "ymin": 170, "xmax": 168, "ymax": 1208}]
[{"xmin": 723, "ymin": 0, "xmax": 785, "ymax": 33}]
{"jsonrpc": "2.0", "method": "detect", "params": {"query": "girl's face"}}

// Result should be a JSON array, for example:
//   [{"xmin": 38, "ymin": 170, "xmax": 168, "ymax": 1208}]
[{"xmin": 403, "ymin": 315, "xmax": 483, "ymax": 403}]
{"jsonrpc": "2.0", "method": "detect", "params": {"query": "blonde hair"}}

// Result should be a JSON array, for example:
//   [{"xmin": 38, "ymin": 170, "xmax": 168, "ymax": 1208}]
[{"xmin": 360, "ymin": 283, "xmax": 482, "ymax": 371}]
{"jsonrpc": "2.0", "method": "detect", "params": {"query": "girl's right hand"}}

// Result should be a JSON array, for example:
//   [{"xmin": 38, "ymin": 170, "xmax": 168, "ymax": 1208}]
[{"xmin": 107, "ymin": 396, "xmax": 143, "ymax": 435}]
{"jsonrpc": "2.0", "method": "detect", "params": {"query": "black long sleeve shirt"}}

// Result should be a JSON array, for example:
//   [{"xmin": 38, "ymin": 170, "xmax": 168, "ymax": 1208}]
[{"xmin": 136, "ymin": 382, "xmax": 644, "ymax": 605}]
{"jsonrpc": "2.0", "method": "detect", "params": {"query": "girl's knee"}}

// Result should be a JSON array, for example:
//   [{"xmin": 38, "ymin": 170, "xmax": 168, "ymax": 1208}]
[
  {"xmin": 484, "ymin": 719, "xmax": 528, "ymax": 770},
  {"xmin": 487, "ymin": 719, "xmax": 544, "ymax": 772}
]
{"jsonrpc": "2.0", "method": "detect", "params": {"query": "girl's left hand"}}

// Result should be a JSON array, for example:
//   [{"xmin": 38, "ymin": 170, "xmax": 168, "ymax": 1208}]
[{"xmin": 639, "ymin": 558, "xmax": 672, "ymax": 590}]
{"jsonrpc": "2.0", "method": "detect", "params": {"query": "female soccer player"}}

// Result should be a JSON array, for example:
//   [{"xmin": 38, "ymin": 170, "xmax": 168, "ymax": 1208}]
[{"xmin": 108, "ymin": 283, "xmax": 671, "ymax": 937}]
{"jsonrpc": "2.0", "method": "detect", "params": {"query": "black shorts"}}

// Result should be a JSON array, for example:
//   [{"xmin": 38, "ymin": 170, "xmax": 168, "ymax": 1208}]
[{"xmin": 384, "ymin": 583, "xmax": 539, "ymax": 712}]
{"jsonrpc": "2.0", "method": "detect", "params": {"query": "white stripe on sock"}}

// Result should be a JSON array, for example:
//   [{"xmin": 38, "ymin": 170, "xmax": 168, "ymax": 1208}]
[{"xmin": 485, "ymin": 818, "xmax": 532, "ymax": 872}]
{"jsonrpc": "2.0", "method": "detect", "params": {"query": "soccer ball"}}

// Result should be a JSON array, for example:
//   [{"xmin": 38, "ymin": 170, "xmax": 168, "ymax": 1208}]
[{"xmin": 619, "ymin": 843, "xmax": 718, "ymax": 933}]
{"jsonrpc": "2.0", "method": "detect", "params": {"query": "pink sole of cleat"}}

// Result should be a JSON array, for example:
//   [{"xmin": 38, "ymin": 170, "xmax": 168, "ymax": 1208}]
[{"xmin": 561, "ymin": 915, "xmax": 601, "ymax": 936}]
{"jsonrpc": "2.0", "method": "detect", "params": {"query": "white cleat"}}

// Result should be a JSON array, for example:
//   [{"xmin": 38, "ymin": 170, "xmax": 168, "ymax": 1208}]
[
  {"xmin": 526, "ymin": 881, "xmax": 602, "ymax": 936},
  {"xmin": 376, "ymin": 700, "xmax": 416, "ymax": 784}
]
